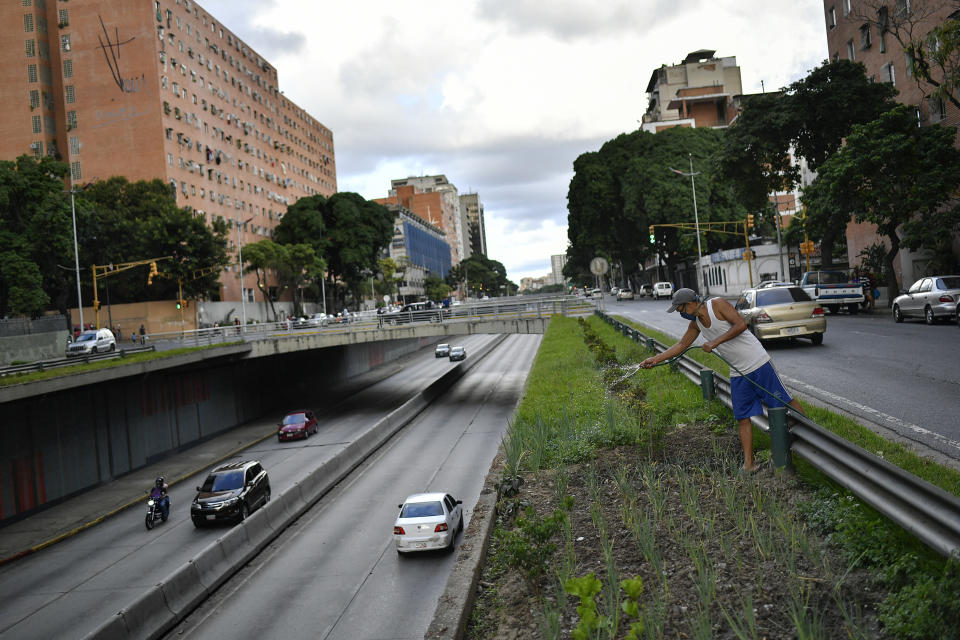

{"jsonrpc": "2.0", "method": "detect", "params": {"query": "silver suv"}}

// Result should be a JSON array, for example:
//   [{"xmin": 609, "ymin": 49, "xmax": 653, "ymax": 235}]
[{"xmin": 66, "ymin": 328, "xmax": 116, "ymax": 357}]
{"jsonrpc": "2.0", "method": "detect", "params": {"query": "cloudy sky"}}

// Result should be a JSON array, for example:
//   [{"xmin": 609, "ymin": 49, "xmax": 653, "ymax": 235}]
[{"xmin": 204, "ymin": 0, "xmax": 828, "ymax": 282}]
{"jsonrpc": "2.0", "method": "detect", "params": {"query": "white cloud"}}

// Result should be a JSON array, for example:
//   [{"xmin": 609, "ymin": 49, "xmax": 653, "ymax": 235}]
[{"xmin": 202, "ymin": 0, "xmax": 827, "ymax": 281}]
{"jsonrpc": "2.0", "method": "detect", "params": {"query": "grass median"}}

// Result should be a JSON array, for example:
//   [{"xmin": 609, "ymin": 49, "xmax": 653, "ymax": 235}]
[{"xmin": 467, "ymin": 314, "xmax": 959, "ymax": 640}]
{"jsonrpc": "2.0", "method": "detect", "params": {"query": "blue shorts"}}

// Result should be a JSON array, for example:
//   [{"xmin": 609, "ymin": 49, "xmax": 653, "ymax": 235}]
[{"xmin": 730, "ymin": 361, "xmax": 792, "ymax": 420}]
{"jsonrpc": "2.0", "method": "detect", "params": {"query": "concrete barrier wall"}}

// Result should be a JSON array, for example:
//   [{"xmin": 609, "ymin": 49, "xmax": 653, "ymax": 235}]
[
  {"xmin": 0, "ymin": 337, "xmax": 431, "ymax": 525},
  {"xmin": 0, "ymin": 331, "xmax": 70, "ymax": 366},
  {"xmin": 81, "ymin": 334, "xmax": 507, "ymax": 640}
]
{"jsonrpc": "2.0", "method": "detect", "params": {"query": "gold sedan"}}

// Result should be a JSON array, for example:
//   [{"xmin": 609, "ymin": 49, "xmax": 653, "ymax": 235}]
[{"xmin": 734, "ymin": 286, "xmax": 826, "ymax": 345}]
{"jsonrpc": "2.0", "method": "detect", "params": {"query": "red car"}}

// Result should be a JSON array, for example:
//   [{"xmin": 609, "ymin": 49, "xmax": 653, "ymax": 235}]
[{"xmin": 277, "ymin": 410, "xmax": 319, "ymax": 441}]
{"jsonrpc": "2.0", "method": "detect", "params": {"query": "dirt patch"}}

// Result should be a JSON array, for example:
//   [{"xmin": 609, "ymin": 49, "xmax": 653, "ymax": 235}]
[{"xmin": 467, "ymin": 422, "xmax": 887, "ymax": 639}]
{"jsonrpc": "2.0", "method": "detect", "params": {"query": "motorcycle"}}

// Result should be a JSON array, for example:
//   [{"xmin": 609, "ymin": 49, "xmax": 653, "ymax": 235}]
[{"xmin": 145, "ymin": 488, "xmax": 169, "ymax": 530}]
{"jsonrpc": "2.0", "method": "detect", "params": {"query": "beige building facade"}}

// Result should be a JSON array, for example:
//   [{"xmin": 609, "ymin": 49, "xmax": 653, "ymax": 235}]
[{"xmin": 642, "ymin": 49, "xmax": 743, "ymax": 132}]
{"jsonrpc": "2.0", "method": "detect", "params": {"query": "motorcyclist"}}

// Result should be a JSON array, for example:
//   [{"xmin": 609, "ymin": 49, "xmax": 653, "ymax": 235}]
[{"xmin": 151, "ymin": 476, "xmax": 170, "ymax": 520}]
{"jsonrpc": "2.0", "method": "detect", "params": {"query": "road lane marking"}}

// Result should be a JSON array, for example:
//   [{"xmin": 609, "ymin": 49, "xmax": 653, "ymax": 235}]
[{"xmin": 781, "ymin": 375, "xmax": 960, "ymax": 456}]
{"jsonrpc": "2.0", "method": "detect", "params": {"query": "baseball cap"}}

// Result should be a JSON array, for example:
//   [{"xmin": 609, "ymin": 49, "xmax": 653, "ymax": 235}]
[{"xmin": 666, "ymin": 288, "xmax": 699, "ymax": 313}]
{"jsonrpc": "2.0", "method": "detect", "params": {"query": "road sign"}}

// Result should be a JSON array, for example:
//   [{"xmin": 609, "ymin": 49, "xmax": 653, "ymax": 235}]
[
  {"xmin": 589, "ymin": 257, "xmax": 609, "ymax": 276},
  {"xmin": 382, "ymin": 294, "xmax": 390, "ymax": 303}
]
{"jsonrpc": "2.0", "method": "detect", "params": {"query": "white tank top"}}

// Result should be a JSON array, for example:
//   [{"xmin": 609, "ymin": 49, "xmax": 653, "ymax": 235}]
[{"xmin": 695, "ymin": 299, "xmax": 769, "ymax": 376}]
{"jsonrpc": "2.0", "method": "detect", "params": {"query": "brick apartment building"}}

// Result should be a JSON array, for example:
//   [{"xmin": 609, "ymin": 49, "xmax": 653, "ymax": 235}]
[
  {"xmin": 824, "ymin": 0, "xmax": 960, "ymax": 285},
  {"xmin": 1, "ymin": 0, "xmax": 336, "ymax": 303}
]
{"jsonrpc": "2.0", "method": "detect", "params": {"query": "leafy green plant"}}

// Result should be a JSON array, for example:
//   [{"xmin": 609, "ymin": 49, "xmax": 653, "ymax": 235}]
[
  {"xmin": 620, "ymin": 577, "xmax": 646, "ymax": 640},
  {"xmin": 565, "ymin": 573, "xmax": 606, "ymax": 640},
  {"xmin": 495, "ymin": 505, "xmax": 567, "ymax": 581}
]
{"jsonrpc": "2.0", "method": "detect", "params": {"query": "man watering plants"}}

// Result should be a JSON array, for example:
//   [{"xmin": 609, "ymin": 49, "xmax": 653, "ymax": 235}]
[{"xmin": 639, "ymin": 288, "xmax": 804, "ymax": 473}]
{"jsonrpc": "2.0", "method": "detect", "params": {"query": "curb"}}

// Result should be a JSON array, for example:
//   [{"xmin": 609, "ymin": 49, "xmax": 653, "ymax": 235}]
[
  {"xmin": 82, "ymin": 334, "xmax": 509, "ymax": 640},
  {"xmin": 0, "ymin": 429, "xmax": 278, "ymax": 568}
]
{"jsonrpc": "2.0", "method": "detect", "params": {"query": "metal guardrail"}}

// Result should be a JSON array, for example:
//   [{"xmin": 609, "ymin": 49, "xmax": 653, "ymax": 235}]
[
  {"xmin": 0, "ymin": 345, "xmax": 157, "ymax": 377},
  {"xmin": 595, "ymin": 310, "xmax": 960, "ymax": 557},
  {"xmin": 140, "ymin": 296, "xmax": 594, "ymax": 346}
]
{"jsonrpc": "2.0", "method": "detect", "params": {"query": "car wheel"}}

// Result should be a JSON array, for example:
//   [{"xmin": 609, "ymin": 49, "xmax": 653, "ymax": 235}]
[
  {"xmin": 192, "ymin": 519, "xmax": 203, "ymax": 529},
  {"xmin": 237, "ymin": 502, "xmax": 249, "ymax": 523},
  {"xmin": 91, "ymin": 346, "xmax": 98, "ymax": 354},
  {"xmin": 458, "ymin": 513, "xmax": 464, "ymax": 534},
  {"xmin": 264, "ymin": 488, "xmax": 271, "ymax": 505},
  {"xmin": 847, "ymin": 304, "xmax": 859, "ymax": 315},
  {"xmin": 893, "ymin": 305, "xmax": 903, "ymax": 323},
  {"xmin": 110, "ymin": 343, "xmax": 116, "ymax": 351},
  {"xmin": 925, "ymin": 306, "xmax": 935, "ymax": 325},
  {"xmin": 446, "ymin": 531, "xmax": 456, "ymax": 553},
  {"xmin": 811, "ymin": 332, "xmax": 824, "ymax": 346},
  {"xmin": 826, "ymin": 304, "xmax": 840, "ymax": 315}
]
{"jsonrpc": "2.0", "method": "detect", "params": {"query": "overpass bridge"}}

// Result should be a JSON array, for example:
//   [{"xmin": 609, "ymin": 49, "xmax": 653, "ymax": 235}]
[{"xmin": 0, "ymin": 296, "xmax": 591, "ymax": 524}]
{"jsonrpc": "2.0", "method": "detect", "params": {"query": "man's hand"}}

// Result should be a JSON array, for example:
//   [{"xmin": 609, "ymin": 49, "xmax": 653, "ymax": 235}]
[
  {"xmin": 640, "ymin": 357, "xmax": 657, "ymax": 369},
  {"xmin": 702, "ymin": 340, "xmax": 717, "ymax": 353}
]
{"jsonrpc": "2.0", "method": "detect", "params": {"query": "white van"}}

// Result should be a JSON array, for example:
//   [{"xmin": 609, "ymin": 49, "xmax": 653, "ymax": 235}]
[
  {"xmin": 66, "ymin": 328, "xmax": 117, "ymax": 357},
  {"xmin": 652, "ymin": 282, "xmax": 674, "ymax": 300}
]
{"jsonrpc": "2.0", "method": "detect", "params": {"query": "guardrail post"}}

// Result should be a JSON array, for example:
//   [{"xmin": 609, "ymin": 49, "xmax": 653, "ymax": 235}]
[
  {"xmin": 768, "ymin": 406, "xmax": 793, "ymax": 470},
  {"xmin": 699, "ymin": 369, "xmax": 714, "ymax": 402},
  {"xmin": 645, "ymin": 337, "xmax": 655, "ymax": 352}
]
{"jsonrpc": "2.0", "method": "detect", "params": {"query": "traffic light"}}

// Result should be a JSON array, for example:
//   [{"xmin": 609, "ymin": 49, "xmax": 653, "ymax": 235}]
[
  {"xmin": 176, "ymin": 300, "xmax": 182, "ymax": 310},
  {"xmin": 649, "ymin": 225, "xmax": 655, "ymax": 244},
  {"xmin": 94, "ymin": 300, "xmax": 101, "ymax": 311},
  {"xmin": 747, "ymin": 214, "xmax": 755, "ymax": 228},
  {"xmin": 147, "ymin": 261, "xmax": 158, "ymax": 285}
]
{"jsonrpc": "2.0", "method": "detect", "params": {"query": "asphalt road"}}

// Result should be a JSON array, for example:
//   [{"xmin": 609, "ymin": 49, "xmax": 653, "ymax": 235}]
[
  {"xmin": 605, "ymin": 295, "xmax": 960, "ymax": 463},
  {"xmin": 0, "ymin": 334, "xmax": 501, "ymax": 640},
  {"xmin": 164, "ymin": 334, "xmax": 541, "ymax": 640}
]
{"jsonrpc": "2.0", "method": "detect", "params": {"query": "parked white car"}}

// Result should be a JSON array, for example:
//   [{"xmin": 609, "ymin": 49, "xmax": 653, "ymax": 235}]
[
  {"xmin": 652, "ymin": 282, "xmax": 674, "ymax": 299},
  {"xmin": 394, "ymin": 492, "xmax": 463, "ymax": 554},
  {"xmin": 66, "ymin": 328, "xmax": 117, "ymax": 357}
]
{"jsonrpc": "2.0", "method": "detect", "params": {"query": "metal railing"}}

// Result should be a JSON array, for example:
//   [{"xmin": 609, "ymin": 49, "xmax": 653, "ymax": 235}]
[
  {"xmin": 0, "ymin": 345, "xmax": 156, "ymax": 377},
  {"xmin": 595, "ymin": 310, "xmax": 960, "ymax": 557}
]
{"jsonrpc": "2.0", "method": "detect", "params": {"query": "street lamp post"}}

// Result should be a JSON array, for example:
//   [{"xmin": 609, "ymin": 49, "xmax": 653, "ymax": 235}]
[
  {"xmin": 69, "ymin": 184, "xmax": 84, "ymax": 330},
  {"xmin": 237, "ymin": 214, "xmax": 255, "ymax": 330},
  {"xmin": 670, "ymin": 155, "xmax": 707, "ymax": 295}
]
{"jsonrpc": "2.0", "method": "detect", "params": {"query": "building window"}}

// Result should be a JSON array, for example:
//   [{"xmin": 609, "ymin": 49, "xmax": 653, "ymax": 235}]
[
  {"xmin": 63, "ymin": 59, "xmax": 73, "ymax": 77},
  {"xmin": 65, "ymin": 85, "xmax": 75, "ymax": 103},
  {"xmin": 61, "ymin": 34, "xmax": 71, "ymax": 52},
  {"xmin": 859, "ymin": 24, "xmax": 871, "ymax": 49},
  {"xmin": 168, "ymin": 153, "xmax": 174, "ymax": 166},
  {"xmin": 842, "ymin": 0, "xmax": 851, "ymax": 16},
  {"xmin": 24, "ymin": 13, "xmax": 34, "ymax": 32},
  {"xmin": 929, "ymin": 97, "xmax": 946, "ymax": 122},
  {"xmin": 32, "ymin": 141, "xmax": 43, "ymax": 158},
  {"xmin": 69, "ymin": 136, "xmax": 80, "ymax": 154},
  {"xmin": 847, "ymin": 39, "xmax": 855, "ymax": 61},
  {"xmin": 29, "ymin": 89, "xmax": 39, "ymax": 108},
  {"xmin": 896, "ymin": 0, "xmax": 911, "ymax": 16},
  {"xmin": 70, "ymin": 161, "xmax": 82, "ymax": 181},
  {"xmin": 66, "ymin": 110, "xmax": 78, "ymax": 130},
  {"xmin": 27, "ymin": 64, "xmax": 38, "ymax": 82},
  {"xmin": 885, "ymin": 62, "xmax": 896, "ymax": 85},
  {"xmin": 828, "ymin": 6, "xmax": 836, "ymax": 28},
  {"xmin": 22, "ymin": 0, "xmax": 32, "ymax": 6},
  {"xmin": 25, "ymin": 39, "xmax": 36, "ymax": 57},
  {"xmin": 31, "ymin": 115, "xmax": 41, "ymax": 133},
  {"xmin": 58, "ymin": 9, "xmax": 68, "ymax": 27}
]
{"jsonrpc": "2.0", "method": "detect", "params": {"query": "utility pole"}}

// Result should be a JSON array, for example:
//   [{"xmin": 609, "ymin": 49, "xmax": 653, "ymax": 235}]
[
  {"xmin": 69, "ymin": 184, "xmax": 83, "ymax": 330},
  {"xmin": 670, "ymin": 156, "xmax": 707, "ymax": 295}
]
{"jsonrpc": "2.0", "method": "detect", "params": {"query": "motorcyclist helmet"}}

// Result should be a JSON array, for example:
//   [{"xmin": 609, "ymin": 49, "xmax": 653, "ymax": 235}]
[{"xmin": 155, "ymin": 477, "xmax": 165, "ymax": 489}]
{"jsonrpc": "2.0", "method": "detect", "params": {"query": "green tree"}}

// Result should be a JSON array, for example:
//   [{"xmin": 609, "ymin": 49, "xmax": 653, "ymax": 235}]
[
  {"xmin": 802, "ymin": 105, "xmax": 960, "ymax": 302},
  {"xmin": 241, "ymin": 239, "xmax": 282, "ymax": 321},
  {"xmin": 719, "ymin": 60, "xmax": 898, "ymax": 267},
  {"xmin": 0, "ymin": 155, "xmax": 72, "ymax": 317},
  {"xmin": 424, "ymin": 275, "xmax": 451, "ymax": 302},
  {"xmin": 447, "ymin": 254, "xmax": 513, "ymax": 297}
]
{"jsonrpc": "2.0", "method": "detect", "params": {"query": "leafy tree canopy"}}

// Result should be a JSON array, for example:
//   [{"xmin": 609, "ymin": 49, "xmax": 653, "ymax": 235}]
[
  {"xmin": 447, "ymin": 254, "xmax": 514, "ymax": 296},
  {"xmin": 801, "ymin": 105, "xmax": 960, "ymax": 299}
]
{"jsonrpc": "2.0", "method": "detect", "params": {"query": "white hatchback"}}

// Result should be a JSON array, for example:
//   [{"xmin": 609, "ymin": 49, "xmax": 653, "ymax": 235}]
[{"xmin": 394, "ymin": 492, "xmax": 463, "ymax": 554}]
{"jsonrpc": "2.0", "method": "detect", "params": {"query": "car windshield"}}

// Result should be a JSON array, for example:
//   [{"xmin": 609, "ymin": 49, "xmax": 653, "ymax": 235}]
[
  {"xmin": 756, "ymin": 288, "xmax": 811, "ymax": 306},
  {"xmin": 938, "ymin": 277, "xmax": 960, "ymax": 289},
  {"xmin": 282, "ymin": 413, "xmax": 306, "ymax": 425},
  {"xmin": 400, "ymin": 501, "xmax": 444, "ymax": 518},
  {"xmin": 76, "ymin": 333, "xmax": 97, "ymax": 342},
  {"xmin": 201, "ymin": 470, "xmax": 244, "ymax": 492},
  {"xmin": 451, "ymin": 347, "xmax": 464, "ymax": 353},
  {"xmin": 437, "ymin": 344, "xmax": 449, "ymax": 349}
]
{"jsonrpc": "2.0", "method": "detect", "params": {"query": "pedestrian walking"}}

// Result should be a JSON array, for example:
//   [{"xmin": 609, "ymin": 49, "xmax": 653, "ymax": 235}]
[
  {"xmin": 139, "ymin": 324, "xmax": 146, "ymax": 345},
  {"xmin": 640, "ymin": 288, "xmax": 805, "ymax": 472}
]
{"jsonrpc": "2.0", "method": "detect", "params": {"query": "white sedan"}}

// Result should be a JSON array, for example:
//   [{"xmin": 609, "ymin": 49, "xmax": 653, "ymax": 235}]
[{"xmin": 394, "ymin": 492, "xmax": 463, "ymax": 554}]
